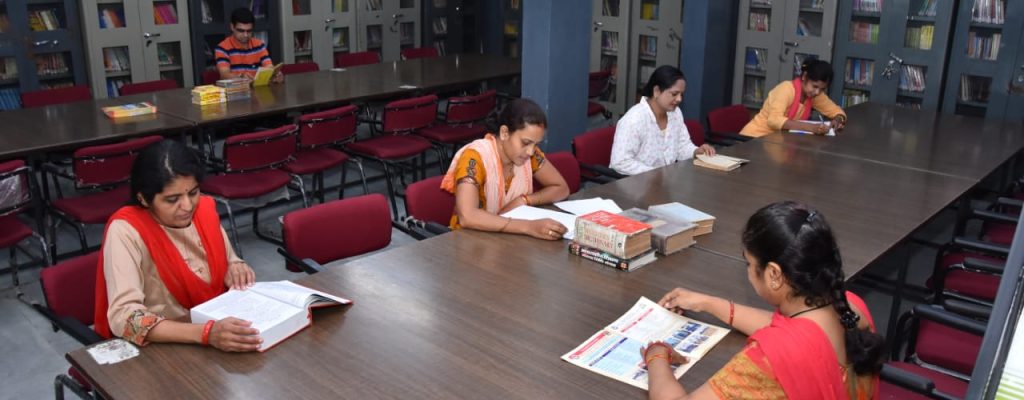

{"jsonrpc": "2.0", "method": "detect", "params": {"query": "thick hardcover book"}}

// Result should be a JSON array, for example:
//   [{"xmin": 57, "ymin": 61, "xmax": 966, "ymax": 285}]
[
  {"xmin": 569, "ymin": 241, "xmax": 657, "ymax": 272},
  {"xmin": 574, "ymin": 210, "xmax": 652, "ymax": 259}
]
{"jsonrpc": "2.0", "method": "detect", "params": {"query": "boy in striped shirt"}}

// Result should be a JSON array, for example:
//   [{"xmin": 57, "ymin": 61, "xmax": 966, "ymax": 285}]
[{"xmin": 214, "ymin": 8, "xmax": 283, "ymax": 84}]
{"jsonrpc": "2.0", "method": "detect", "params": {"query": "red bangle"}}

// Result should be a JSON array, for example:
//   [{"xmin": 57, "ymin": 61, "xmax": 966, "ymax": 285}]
[
  {"xmin": 200, "ymin": 320, "xmax": 214, "ymax": 346},
  {"xmin": 728, "ymin": 301, "xmax": 735, "ymax": 327},
  {"xmin": 644, "ymin": 342, "xmax": 673, "ymax": 359}
]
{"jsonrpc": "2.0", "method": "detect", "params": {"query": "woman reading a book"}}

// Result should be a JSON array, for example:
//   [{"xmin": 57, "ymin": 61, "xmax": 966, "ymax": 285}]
[
  {"xmin": 441, "ymin": 98, "xmax": 571, "ymax": 240},
  {"xmin": 610, "ymin": 65, "xmax": 715, "ymax": 176},
  {"xmin": 740, "ymin": 60, "xmax": 847, "ymax": 137},
  {"xmin": 643, "ymin": 201, "xmax": 884, "ymax": 399},
  {"xmin": 94, "ymin": 140, "xmax": 263, "ymax": 352}
]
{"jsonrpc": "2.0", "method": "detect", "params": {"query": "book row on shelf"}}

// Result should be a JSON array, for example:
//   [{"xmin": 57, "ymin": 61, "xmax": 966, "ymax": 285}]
[
  {"xmin": 249, "ymin": 0, "xmax": 269, "ymax": 19},
  {"xmin": 638, "ymin": 36, "xmax": 657, "ymax": 58},
  {"xmin": 796, "ymin": 18, "xmax": 818, "ymax": 37},
  {"xmin": 334, "ymin": 0, "xmax": 349, "ymax": 12},
  {"xmin": 852, "ymin": 0, "xmax": 882, "ymax": 13},
  {"xmin": 916, "ymin": 0, "xmax": 939, "ymax": 17},
  {"xmin": 845, "ymin": 58, "xmax": 874, "ymax": 86},
  {"xmin": 0, "ymin": 88, "xmax": 22, "ymax": 110},
  {"xmin": 157, "ymin": 45, "xmax": 178, "ymax": 66},
  {"xmin": 200, "ymin": 0, "xmax": 216, "ymax": 24},
  {"xmin": 0, "ymin": 58, "xmax": 17, "ymax": 81},
  {"xmin": 97, "ymin": 6, "xmax": 126, "ymax": 29},
  {"xmin": 153, "ymin": 3, "xmax": 180, "ymax": 25},
  {"xmin": 898, "ymin": 65, "xmax": 927, "ymax": 93},
  {"xmin": 432, "ymin": 40, "xmax": 446, "ymax": 55},
  {"xmin": 599, "ymin": 56, "xmax": 618, "ymax": 77},
  {"xmin": 601, "ymin": 0, "xmax": 618, "ymax": 16},
  {"xmin": 601, "ymin": 32, "xmax": 620, "ymax": 53},
  {"xmin": 905, "ymin": 25, "xmax": 934, "ymax": 50},
  {"xmin": 744, "ymin": 48, "xmax": 767, "ymax": 72},
  {"xmin": 35, "ymin": 53, "xmax": 69, "ymax": 77},
  {"xmin": 333, "ymin": 29, "xmax": 349, "ymax": 48},
  {"xmin": 850, "ymin": 21, "xmax": 879, "ymax": 44},
  {"xmin": 291, "ymin": 0, "xmax": 311, "ymax": 15},
  {"xmin": 804, "ymin": 0, "xmax": 825, "ymax": 10},
  {"xmin": 103, "ymin": 47, "xmax": 131, "ymax": 72},
  {"xmin": 972, "ymin": 0, "xmax": 1005, "ymax": 24},
  {"xmin": 967, "ymin": 32, "xmax": 1001, "ymax": 61},
  {"xmin": 365, "ymin": 0, "xmax": 383, "ymax": 12},
  {"xmin": 842, "ymin": 89, "xmax": 869, "ymax": 107},
  {"xmin": 28, "ymin": 9, "xmax": 62, "ymax": 31},
  {"xmin": 432, "ymin": 17, "xmax": 447, "ymax": 35},
  {"xmin": 400, "ymin": 23, "xmax": 415, "ymax": 45},
  {"xmin": 294, "ymin": 31, "xmax": 312, "ymax": 52},
  {"xmin": 749, "ymin": 12, "xmax": 770, "ymax": 32},
  {"xmin": 106, "ymin": 77, "xmax": 130, "ymax": 98},
  {"xmin": 503, "ymin": 22, "xmax": 519, "ymax": 36},
  {"xmin": 744, "ymin": 77, "xmax": 766, "ymax": 104},
  {"xmin": 366, "ymin": 26, "xmax": 382, "ymax": 48},
  {"xmin": 752, "ymin": 0, "xmax": 772, "ymax": 7},
  {"xmin": 960, "ymin": 75, "xmax": 991, "ymax": 102},
  {"xmin": 640, "ymin": 2, "xmax": 659, "ymax": 20},
  {"xmin": 897, "ymin": 100, "xmax": 922, "ymax": 110}
]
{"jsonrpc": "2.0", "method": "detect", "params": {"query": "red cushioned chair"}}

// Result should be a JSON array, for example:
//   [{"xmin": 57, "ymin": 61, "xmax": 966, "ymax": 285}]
[
  {"xmin": 880, "ymin": 304, "xmax": 985, "ymax": 400},
  {"xmin": 928, "ymin": 236, "xmax": 1007, "ymax": 311},
  {"xmin": 684, "ymin": 119, "xmax": 706, "ymax": 147},
  {"xmin": 706, "ymin": 104, "xmax": 753, "ymax": 145},
  {"xmin": 278, "ymin": 194, "xmax": 391, "ymax": 273},
  {"xmin": 0, "ymin": 159, "xmax": 51, "ymax": 287},
  {"xmin": 543, "ymin": 151, "xmax": 581, "ymax": 194},
  {"xmin": 587, "ymin": 71, "xmax": 613, "ymax": 120},
  {"xmin": 571, "ymin": 125, "xmax": 625, "ymax": 183},
  {"xmin": 280, "ymin": 62, "xmax": 320, "ymax": 75},
  {"xmin": 398, "ymin": 175, "xmax": 453, "ymax": 240},
  {"xmin": 20, "ymin": 85, "xmax": 92, "ymax": 108},
  {"xmin": 284, "ymin": 104, "xmax": 369, "ymax": 204},
  {"xmin": 416, "ymin": 89, "xmax": 496, "ymax": 164},
  {"xmin": 118, "ymin": 79, "xmax": 178, "ymax": 96},
  {"xmin": 201, "ymin": 69, "xmax": 221, "ymax": 85},
  {"xmin": 201, "ymin": 125, "xmax": 308, "ymax": 256},
  {"xmin": 335, "ymin": 51, "xmax": 380, "ymax": 68},
  {"xmin": 400, "ymin": 47, "xmax": 439, "ymax": 60},
  {"xmin": 347, "ymin": 94, "xmax": 442, "ymax": 218},
  {"xmin": 42, "ymin": 135, "xmax": 163, "ymax": 259},
  {"xmin": 27, "ymin": 251, "xmax": 103, "ymax": 400}
]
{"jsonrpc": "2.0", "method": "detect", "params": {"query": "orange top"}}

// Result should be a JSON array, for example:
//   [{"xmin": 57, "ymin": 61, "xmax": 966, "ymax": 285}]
[
  {"xmin": 214, "ymin": 36, "xmax": 273, "ymax": 78},
  {"xmin": 740, "ymin": 80, "xmax": 846, "ymax": 137}
]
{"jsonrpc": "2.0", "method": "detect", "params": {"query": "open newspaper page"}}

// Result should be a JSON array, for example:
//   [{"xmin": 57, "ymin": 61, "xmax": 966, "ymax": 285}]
[{"xmin": 561, "ymin": 297, "xmax": 730, "ymax": 390}]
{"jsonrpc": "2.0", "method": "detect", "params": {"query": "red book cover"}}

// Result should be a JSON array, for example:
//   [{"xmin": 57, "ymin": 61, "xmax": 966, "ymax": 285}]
[{"xmin": 579, "ymin": 210, "xmax": 652, "ymax": 235}]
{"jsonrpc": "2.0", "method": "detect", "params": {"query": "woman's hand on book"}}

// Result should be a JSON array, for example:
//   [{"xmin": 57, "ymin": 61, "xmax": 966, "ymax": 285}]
[
  {"xmin": 831, "ymin": 115, "xmax": 847, "ymax": 131},
  {"xmin": 694, "ymin": 144, "xmax": 716, "ymax": 157},
  {"xmin": 209, "ymin": 317, "xmax": 262, "ymax": 352},
  {"xmin": 525, "ymin": 218, "xmax": 567, "ymax": 241},
  {"xmin": 225, "ymin": 261, "xmax": 256, "ymax": 290},
  {"xmin": 658, "ymin": 287, "xmax": 712, "ymax": 314},
  {"xmin": 640, "ymin": 341, "xmax": 689, "ymax": 367}
]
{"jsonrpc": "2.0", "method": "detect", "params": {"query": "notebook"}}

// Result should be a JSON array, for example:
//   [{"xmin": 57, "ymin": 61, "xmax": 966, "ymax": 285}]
[{"xmin": 252, "ymin": 63, "xmax": 283, "ymax": 87}]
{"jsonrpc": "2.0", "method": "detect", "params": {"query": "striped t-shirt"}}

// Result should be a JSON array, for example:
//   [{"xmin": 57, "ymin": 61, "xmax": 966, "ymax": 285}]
[{"xmin": 214, "ymin": 36, "xmax": 273, "ymax": 78}]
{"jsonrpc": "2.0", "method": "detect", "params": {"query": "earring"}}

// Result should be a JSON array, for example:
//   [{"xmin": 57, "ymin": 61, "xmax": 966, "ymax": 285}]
[{"xmin": 770, "ymin": 280, "xmax": 781, "ymax": 290}]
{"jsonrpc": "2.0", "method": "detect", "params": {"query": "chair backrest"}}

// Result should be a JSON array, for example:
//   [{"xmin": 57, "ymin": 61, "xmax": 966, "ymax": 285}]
[
  {"xmin": 72, "ymin": 135, "xmax": 163, "ymax": 188},
  {"xmin": 444, "ymin": 90, "xmax": 496, "ymax": 124},
  {"xmin": 118, "ymin": 79, "xmax": 178, "ymax": 96},
  {"xmin": 223, "ymin": 125, "xmax": 298, "ymax": 172},
  {"xmin": 683, "ymin": 119, "xmax": 706, "ymax": 147},
  {"xmin": 201, "ymin": 69, "xmax": 221, "ymax": 85},
  {"xmin": 40, "ymin": 251, "xmax": 100, "ymax": 328},
  {"xmin": 296, "ymin": 104, "xmax": 359, "ymax": 148},
  {"xmin": 335, "ymin": 51, "xmax": 380, "ymax": 68},
  {"xmin": 543, "ymin": 151, "xmax": 581, "ymax": 194},
  {"xmin": 382, "ymin": 94, "xmax": 438, "ymax": 134},
  {"xmin": 571, "ymin": 126, "xmax": 616, "ymax": 177},
  {"xmin": 588, "ymin": 71, "xmax": 612, "ymax": 99},
  {"xmin": 21, "ymin": 85, "xmax": 92, "ymax": 108},
  {"xmin": 280, "ymin": 62, "xmax": 320, "ymax": 75},
  {"xmin": 914, "ymin": 319, "xmax": 982, "ymax": 376},
  {"xmin": 283, "ymin": 193, "xmax": 392, "ymax": 265},
  {"xmin": 401, "ymin": 47, "xmax": 439, "ymax": 60},
  {"xmin": 707, "ymin": 105, "xmax": 752, "ymax": 135},
  {"xmin": 405, "ymin": 175, "xmax": 454, "ymax": 226},
  {"xmin": 0, "ymin": 159, "xmax": 31, "ymax": 216}
]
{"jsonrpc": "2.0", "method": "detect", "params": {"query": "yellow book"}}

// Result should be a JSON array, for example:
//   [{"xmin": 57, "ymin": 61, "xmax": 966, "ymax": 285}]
[
  {"xmin": 252, "ymin": 63, "xmax": 282, "ymax": 87},
  {"xmin": 102, "ymin": 102, "xmax": 157, "ymax": 119}
]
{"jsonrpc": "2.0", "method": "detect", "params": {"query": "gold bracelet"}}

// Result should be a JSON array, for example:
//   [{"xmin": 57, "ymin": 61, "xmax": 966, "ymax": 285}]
[{"xmin": 645, "ymin": 353, "xmax": 669, "ymax": 366}]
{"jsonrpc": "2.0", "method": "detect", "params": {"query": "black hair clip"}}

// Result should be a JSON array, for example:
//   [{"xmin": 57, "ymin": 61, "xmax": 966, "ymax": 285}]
[
  {"xmin": 806, "ymin": 211, "xmax": 817, "ymax": 222},
  {"xmin": 840, "ymin": 310, "xmax": 860, "ymax": 329}
]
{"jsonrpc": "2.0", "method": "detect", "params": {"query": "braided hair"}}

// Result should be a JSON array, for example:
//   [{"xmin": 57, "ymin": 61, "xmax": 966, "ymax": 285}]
[{"xmin": 742, "ymin": 201, "xmax": 885, "ymax": 375}]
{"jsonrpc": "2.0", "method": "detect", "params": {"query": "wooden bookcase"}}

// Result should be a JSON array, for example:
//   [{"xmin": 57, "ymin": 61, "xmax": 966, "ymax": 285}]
[
  {"xmin": 279, "ymin": 0, "xmax": 356, "ymax": 69},
  {"xmin": 355, "ymin": 0, "xmax": 420, "ymax": 62},
  {"xmin": 0, "ymin": 0, "xmax": 87, "ymax": 109},
  {"xmin": 423, "ymin": 0, "xmax": 481, "ymax": 56}
]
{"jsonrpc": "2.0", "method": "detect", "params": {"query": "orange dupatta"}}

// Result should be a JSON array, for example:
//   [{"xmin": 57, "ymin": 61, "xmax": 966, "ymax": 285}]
[
  {"xmin": 786, "ymin": 78, "xmax": 814, "ymax": 121},
  {"xmin": 440, "ymin": 133, "xmax": 533, "ymax": 213}
]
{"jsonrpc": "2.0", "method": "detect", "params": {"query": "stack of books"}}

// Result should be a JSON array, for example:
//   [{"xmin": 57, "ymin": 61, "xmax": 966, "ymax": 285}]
[
  {"xmin": 102, "ymin": 102, "xmax": 157, "ymax": 119},
  {"xmin": 570, "ymin": 211, "xmax": 656, "ymax": 272},
  {"xmin": 648, "ymin": 203, "xmax": 715, "ymax": 236},
  {"xmin": 191, "ymin": 85, "xmax": 225, "ymax": 105},
  {"xmin": 618, "ymin": 208, "xmax": 697, "ymax": 255},
  {"xmin": 216, "ymin": 78, "xmax": 250, "ymax": 101}
]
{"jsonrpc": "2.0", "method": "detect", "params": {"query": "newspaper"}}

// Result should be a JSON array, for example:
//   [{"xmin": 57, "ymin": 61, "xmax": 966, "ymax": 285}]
[{"xmin": 562, "ymin": 297, "xmax": 730, "ymax": 390}]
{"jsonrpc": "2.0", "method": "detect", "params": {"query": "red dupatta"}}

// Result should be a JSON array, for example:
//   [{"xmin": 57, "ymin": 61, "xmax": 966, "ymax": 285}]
[
  {"xmin": 786, "ymin": 78, "xmax": 814, "ymax": 121},
  {"xmin": 748, "ymin": 291, "xmax": 879, "ymax": 400},
  {"xmin": 94, "ymin": 195, "xmax": 228, "ymax": 338}
]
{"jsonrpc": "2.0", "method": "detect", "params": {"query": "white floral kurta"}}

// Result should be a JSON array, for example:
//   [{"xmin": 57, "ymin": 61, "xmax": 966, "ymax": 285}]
[{"xmin": 609, "ymin": 97, "xmax": 699, "ymax": 176}]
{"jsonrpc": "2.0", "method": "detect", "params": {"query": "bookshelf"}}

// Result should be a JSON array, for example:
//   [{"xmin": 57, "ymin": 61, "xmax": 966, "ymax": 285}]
[
  {"xmin": 830, "ymin": 0, "xmax": 955, "ymax": 111},
  {"xmin": 589, "ymin": 0, "xmax": 630, "ymax": 117},
  {"xmin": 942, "ymin": 0, "xmax": 1024, "ymax": 119},
  {"xmin": 423, "ymin": 0, "xmax": 481, "ymax": 56},
  {"xmin": 0, "ymin": 0, "xmax": 86, "ymax": 109},
  {"xmin": 187, "ymin": 0, "xmax": 282, "ymax": 85},
  {"xmin": 731, "ymin": 0, "xmax": 838, "ymax": 109},
  {"xmin": 355, "ymin": 0, "xmax": 420, "ymax": 62},
  {"xmin": 501, "ymin": 0, "xmax": 522, "ymax": 58},
  {"xmin": 279, "ymin": 0, "xmax": 355, "ymax": 69}
]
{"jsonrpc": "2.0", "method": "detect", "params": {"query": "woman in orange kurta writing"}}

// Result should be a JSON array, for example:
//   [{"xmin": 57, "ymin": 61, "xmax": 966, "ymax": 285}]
[{"xmin": 741, "ymin": 60, "xmax": 847, "ymax": 137}]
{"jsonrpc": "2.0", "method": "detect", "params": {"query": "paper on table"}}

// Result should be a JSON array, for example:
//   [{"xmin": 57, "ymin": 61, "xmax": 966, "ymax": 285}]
[
  {"xmin": 501, "ymin": 205, "xmax": 577, "ymax": 240},
  {"xmin": 790, "ymin": 120, "xmax": 836, "ymax": 136},
  {"xmin": 554, "ymin": 198, "xmax": 623, "ymax": 216}
]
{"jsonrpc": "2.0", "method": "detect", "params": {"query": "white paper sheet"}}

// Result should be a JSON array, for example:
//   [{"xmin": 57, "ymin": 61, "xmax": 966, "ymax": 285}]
[
  {"xmin": 501, "ymin": 205, "xmax": 578, "ymax": 240},
  {"xmin": 554, "ymin": 198, "xmax": 623, "ymax": 216},
  {"xmin": 790, "ymin": 120, "xmax": 836, "ymax": 136}
]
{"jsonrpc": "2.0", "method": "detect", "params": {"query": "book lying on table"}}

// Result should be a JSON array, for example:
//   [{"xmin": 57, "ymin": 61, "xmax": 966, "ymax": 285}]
[
  {"xmin": 569, "ymin": 241, "xmax": 657, "ymax": 271},
  {"xmin": 190, "ymin": 281, "xmax": 351, "ymax": 352},
  {"xmin": 101, "ymin": 102, "xmax": 157, "ymax": 119},
  {"xmin": 790, "ymin": 120, "xmax": 836, "ymax": 136},
  {"xmin": 252, "ymin": 63, "xmax": 283, "ymax": 87},
  {"xmin": 618, "ymin": 208, "xmax": 697, "ymax": 255},
  {"xmin": 575, "ymin": 210, "xmax": 653, "ymax": 259},
  {"xmin": 648, "ymin": 202, "xmax": 715, "ymax": 236},
  {"xmin": 501, "ymin": 205, "xmax": 578, "ymax": 240},
  {"xmin": 694, "ymin": 154, "xmax": 749, "ymax": 172},
  {"xmin": 562, "ymin": 297, "xmax": 729, "ymax": 390}
]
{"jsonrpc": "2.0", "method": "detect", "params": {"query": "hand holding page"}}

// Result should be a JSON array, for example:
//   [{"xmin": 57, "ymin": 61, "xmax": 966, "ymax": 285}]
[
  {"xmin": 501, "ymin": 205, "xmax": 577, "ymax": 240},
  {"xmin": 252, "ymin": 63, "xmax": 282, "ymax": 87},
  {"xmin": 790, "ymin": 120, "xmax": 836, "ymax": 136},
  {"xmin": 555, "ymin": 198, "xmax": 623, "ymax": 216},
  {"xmin": 694, "ymin": 154, "xmax": 749, "ymax": 172}
]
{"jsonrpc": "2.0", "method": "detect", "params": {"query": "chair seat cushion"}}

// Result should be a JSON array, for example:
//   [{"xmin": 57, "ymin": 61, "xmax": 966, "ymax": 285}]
[
  {"xmin": 201, "ymin": 170, "xmax": 291, "ymax": 199},
  {"xmin": 915, "ymin": 320, "xmax": 982, "ymax": 376},
  {"xmin": 0, "ymin": 215, "xmax": 32, "ymax": 248},
  {"xmin": 930, "ymin": 252, "xmax": 1002, "ymax": 302},
  {"xmin": 347, "ymin": 135, "xmax": 432, "ymax": 160},
  {"xmin": 880, "ymin": 362, "xmax": 968, "ymax": 399},
  {"xmin": 52, "ymin": 186, "xmax": 130, "ymax": 224},
  {"xmin": 587, "ymin": 101, "xmax": 605, "ymax": 117},
  {"xmin": 417, "ymin": 124, "xmax": 486, "ymax": 144},
  {"xmin": 282, "ymin": 148, "xmax": 350, "ymax": 175},
  {"xmin": 982, "ymin": 221, "xmax": 1015, "ymax": 245}
]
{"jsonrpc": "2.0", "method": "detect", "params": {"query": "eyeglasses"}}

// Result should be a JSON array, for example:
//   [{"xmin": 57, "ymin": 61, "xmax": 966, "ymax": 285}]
[{"xmin": 233, "ymin": 27, "xmax": 253, "ymax": 34}]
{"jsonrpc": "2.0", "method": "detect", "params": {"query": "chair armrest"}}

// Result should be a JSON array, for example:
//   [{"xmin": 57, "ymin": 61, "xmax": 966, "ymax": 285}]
[
  {"xmin": 41, "ymin": 162, "xmax": 76, "ymax": 182},
  {"xmin": 275, "ymin": 248, "xmax": 323, "ymax": 275},
  {"xmin": 952, "ymin": 237, "xmax": 1010, "ymax": 257},
  {"xmin": 963, "ymin": 257, "xmax": 1005, "ymax": 274},
  {"xmin": 28, "ymin": 301, "xmax": 103, "ymax": 345},
  {"xmin": 913, "ymin": 304, "xmax": 986, "ymax": 336},
  {"xmin": 943, "ymin": 298, "xmax": 993, "ymax": 320},
  {"xmin": 880, "ymin": 365, "xmax": 935, "ymax": 395},
  {"xmin": 971, "ymin": 208, "xmax": 1019, "ymax": 224},
  {"xmin": 996, "ymin": 196, "xmax": 1023, "ymax": 208},
  {"xmin": 579, "ymin": 163, "xmax": 626, "ymax": 180},
  {"xmin": 423, "ymin": 221, "xmax": 451, "ymax": 235}
]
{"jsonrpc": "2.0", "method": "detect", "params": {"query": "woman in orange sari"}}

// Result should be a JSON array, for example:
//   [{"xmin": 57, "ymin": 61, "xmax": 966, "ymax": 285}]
[
  {"xmin": 94, "ymin": 140, "xmax": 262, "ymax": 352},
  {"xmin": 643, "ymin": 201, "xmax": 884, "ymax": 399},
  {"xmin": 740, "ymin": 60, "xmax": 847, "ymax": 137},
  {"xmin": 441, "ymin": 98, "xmax": 571, "ymax": 240}
]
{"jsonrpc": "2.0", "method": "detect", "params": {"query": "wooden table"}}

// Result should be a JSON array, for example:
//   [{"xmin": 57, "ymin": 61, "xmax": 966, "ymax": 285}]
[
  {"xmin": 760, "ymin": 103, "xmax": 1024, "ymax": 180},
  {"xmin": 68, "ymin": 229, "xmax": 761, "ymax": 399},
  {"xmin": 0, "ymin": 98, "xmax": 193, "ymax": 159},
  {"xmin": 579, "ymin": 139, "xmax": 977, "ymax": 277}
]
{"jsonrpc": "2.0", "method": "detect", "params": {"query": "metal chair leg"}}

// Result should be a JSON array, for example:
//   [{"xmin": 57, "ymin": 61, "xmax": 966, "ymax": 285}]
[
  {"xmin": 291, "ymin": 174, "xmax": 309, "ymax": 208},
  {"xmin": 9, "ymin": 246, "xmax": 18, "ymax": 288},
  {"xmin": 75, "ymin": 223, "xmax": 88, "ymax": 252},
  {"xmin": 355, "ymin": 159, "xmax": 369, "ymax": 195},
  {"xmin": 380, "ymin": 162, "xmax": 399, "ymax": 219},
  {"xmin": 36, "ymin": 232, "xmax": 52, "ymax": 266},
  {"xmin": 339, "ymin": 164, "xmax": 348, "ymax": 200},
  {"xmin": 218, "ymin": 198, "xmax": 243, "ymax": 258}
]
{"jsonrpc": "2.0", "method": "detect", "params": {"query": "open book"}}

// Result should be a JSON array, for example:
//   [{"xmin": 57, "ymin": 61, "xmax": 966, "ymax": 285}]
[
  {"xmin": 501, "ymin": 205, "xmax": 578, "ymax": 240},
  {"xmin": 562, "ymin": 297, "xmax": 729, "ymax": 390},
  {"xmin": 190, "ymin": 281, "xmax": 351, "ymax": 351},
  {"xmin": 694, "ymin": 154, "xmax": 749, "ymax": 172},
  {"xmin": 252, "ymin": 63, "xmax": 282, "ymax": 86}
]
